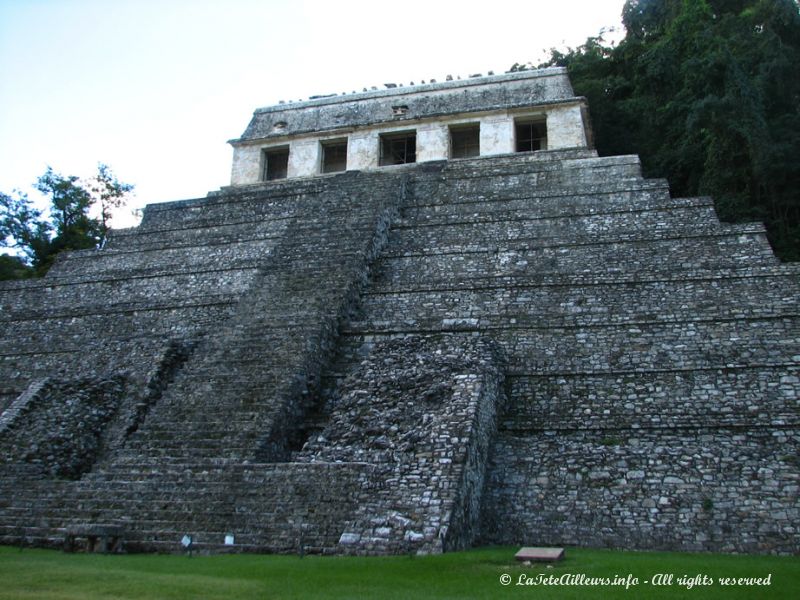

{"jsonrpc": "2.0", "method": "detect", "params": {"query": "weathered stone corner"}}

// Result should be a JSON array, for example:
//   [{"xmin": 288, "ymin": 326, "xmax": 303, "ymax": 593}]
[{"xmin": 297, "ymin": 335, "xmax": 505, "ymax": 554}]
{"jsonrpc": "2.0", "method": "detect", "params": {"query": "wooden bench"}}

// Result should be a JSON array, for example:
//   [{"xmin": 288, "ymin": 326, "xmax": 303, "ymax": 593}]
[
  {"xmin": 514, "ymin": 547, "xmax": 565, "ymax": 562},
  {"xmin": 64, "ymin": 524, "xmax": 125, "ymax": 553}
]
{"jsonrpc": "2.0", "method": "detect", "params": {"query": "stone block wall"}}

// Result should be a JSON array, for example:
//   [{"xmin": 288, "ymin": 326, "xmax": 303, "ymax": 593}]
[
  {"xmin": 484, "ymin": 429, "xmax": 797, "ymax": 553},
  {"xmin": 0, "ymin": 376, "xmax": 127, "ymax": 480}
]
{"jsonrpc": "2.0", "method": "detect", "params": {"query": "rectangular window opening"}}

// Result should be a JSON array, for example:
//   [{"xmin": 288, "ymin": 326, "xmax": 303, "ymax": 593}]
[
  {"xmin": 262, "ymin": 147, "xmax": 289, "ymax": 181},
  {"xmin": 379, "ymin": 131, "xmax": 416, "ymax": 166},
  {"xmin": 321, "ymin": 140, "xmax": 348, "ymax": 173},
  {"xmin": 515, "ymin": 118, "xmax": 547, "ymax": 152},
  {"xmin": 450, "ymin": 124, "xmax": 480, "ymax": 159}
]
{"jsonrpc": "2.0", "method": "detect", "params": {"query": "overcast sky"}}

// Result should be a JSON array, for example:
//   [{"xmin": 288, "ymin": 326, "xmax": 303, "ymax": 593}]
[{"xmin": 0, "ymin": 0, "xmax": 626, "ymax": 227}]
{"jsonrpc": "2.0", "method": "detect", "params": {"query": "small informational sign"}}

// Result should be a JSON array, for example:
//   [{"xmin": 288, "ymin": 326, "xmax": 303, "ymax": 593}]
[
  {"xmin": 181, "ymin": 535, "xmax": 192, "ymax": 548},
  {"xmin": 224, "ymin": 534, "xmax": 235, "ymax": 546}
]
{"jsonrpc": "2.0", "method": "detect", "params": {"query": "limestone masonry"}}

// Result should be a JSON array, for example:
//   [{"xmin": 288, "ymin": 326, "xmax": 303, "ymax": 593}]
[{"xmin": 0, "ymin": 69, "xmax": 797, "ymax": 555}]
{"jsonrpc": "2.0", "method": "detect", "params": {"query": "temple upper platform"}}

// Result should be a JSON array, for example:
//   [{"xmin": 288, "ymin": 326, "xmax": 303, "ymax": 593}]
[{"xmin": 228, "ymin": 67, "xmax": 591, "ymax": 185}]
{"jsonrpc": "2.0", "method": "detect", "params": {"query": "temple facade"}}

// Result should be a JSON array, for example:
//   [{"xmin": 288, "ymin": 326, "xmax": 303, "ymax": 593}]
[{"xmin": 228, "ymin": 68, "xmax": 591, "ymax": 184}]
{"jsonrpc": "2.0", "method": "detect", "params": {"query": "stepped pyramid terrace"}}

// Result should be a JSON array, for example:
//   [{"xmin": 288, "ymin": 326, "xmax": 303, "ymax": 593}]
[{"xmin": 0, "ymin": 68, "xmax": 797, "ymax": 555}]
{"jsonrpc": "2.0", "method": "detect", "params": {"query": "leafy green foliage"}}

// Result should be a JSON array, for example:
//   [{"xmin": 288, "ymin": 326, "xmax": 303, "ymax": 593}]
[
  {"xmin": 530, "ymin": 0, "xmax": 800, "ymax": 261},
  {"xmin": 35, "ymin": 167, "xmax": 101, "ymax": 259},
  {"xmin": 0, "ymin": 254, "xmax": 34, "ymax": 281},
  {"xmin": 0, "ymin": 190, "xmax": 52, "ymax": 272},
  {"xmin": 0, "ymin": 164, "xmax": 134, "ymax": 279},
  {"xmin": 90, "ymin": 163, "xmax": 135, "ymax": 246}
]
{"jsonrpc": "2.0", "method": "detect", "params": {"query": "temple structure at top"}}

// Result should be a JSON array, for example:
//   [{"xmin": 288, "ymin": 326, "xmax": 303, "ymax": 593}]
[{"xmin": 228, "ymin": 68, "xmax": 591, "ymax": 185}]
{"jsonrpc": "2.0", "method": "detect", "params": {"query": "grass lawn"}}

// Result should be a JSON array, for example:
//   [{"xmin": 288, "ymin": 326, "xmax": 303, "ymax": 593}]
[{"xmin": 0, "ymin": 544, "xmax": 797, "ymax": 599}]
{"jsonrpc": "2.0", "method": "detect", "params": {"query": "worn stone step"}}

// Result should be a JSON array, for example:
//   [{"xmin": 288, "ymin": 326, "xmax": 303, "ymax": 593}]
[
  {"xmin": 337, "ymin": 317, "xmax": 800, "ymax": 374},
  {"xmin": 349, "ymin": 272, "xmax": 800, "ymax": 332},
  {"xmin": 400, "ymin": 181, "xmax": 673, "ymax": 219},
  {"xmin": 0, "ymin": 270, "xmax": 256, "ymax": 317},
  {"xmin": 0, "ymin": 306, "xmax": 229, "ymax": 350},
  {"xmin": 48, "ymin": 239, "xmax": 278, "ymax": 279},
  {"xmin": 388, "ymin": 207, "xmax": 722, "ymax": 255},
  {"xmin": 502, "ymin": 365, "xmax": 800, "ymax": 431},
  {"xmin": 427, "ymin": 154, "xmax": 645, "ymax": 193},
  {"xmin": 107, "ymin": 219, "xmax": 291, "ymax": 251},
  {"xmin": 372, "ymin": 228, "xmax": 777, "ymax": 286},
  {"xmin": 407, "ymin": 195, "xmax": 657, "ymax": 230},
  {"xmin": 383, "ymin": 222, "xmax": 766, "ymax": 259},
  {"xmin": 364, "ymin": 263, "xmax": 800, "ymax": 295}
]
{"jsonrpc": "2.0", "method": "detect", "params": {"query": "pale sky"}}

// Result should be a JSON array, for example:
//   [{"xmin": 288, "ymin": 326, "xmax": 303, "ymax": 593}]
[{"xmin": 0, "ymin": 0, "xmax": 626, "ymax": 227}]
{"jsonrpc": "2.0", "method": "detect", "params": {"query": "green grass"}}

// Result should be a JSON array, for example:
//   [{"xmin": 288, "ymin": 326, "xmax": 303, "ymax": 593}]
[{"xmin": 0, "ymin": 545, "xmax": 797, "ymax": 599}]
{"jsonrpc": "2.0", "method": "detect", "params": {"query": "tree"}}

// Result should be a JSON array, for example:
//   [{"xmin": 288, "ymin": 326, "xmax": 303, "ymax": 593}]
[
  {"xmin": 35, "ymin": 167, "xmax": 101, "ymax": 255},
  {"xmin": 0, "ymin": 254, "xmax": 31, "ymax": 280},
  {"xmin": 530, "ymin": 0, "xmax": 800, "ymax": 261},
  {"xmin": 89, "ymin": 163, "xmax": 135, "ymax": 246},
  {"xmin": 0, "ymin": 190, "xmax": 53, "ymax": 274},
  {"xmin": 0, "ymin": 164, "xmax": 134, "ymax": 280}
]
